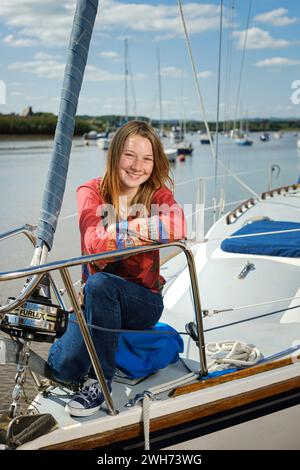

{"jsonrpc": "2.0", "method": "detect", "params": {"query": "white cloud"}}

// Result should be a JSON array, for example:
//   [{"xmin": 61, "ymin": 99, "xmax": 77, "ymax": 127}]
[
  {"xmin": 7, "ymin": 56, "xmax": 144, "ymax": 82},
  {"xmin": 0, "ymin": 1, "xmax": 75, "ymax": 47},
  {"xmin": 154, "ymin": 34, "xmax": 176, "ymax": 42},
  {"xmin": 197, "ymin": 70, "xmax": 213, "ymax": 79},
  {"xmin": 255, "ymin": 57, "xmax": 300, "ymax": 67},
  {"xmin": 34, "ymin": 51, "xmax": 58, "ymax": 60},
  {"xmin": 8, "ymin": 59, "xmax": 65, "ymax": 79},
  {"xmin": 85, "ymin": 65, "xmax": 145, "ymax": 81},
  {"xmin": 98, "ymin": 2, "xmax": 223, "ymax": 35},
  {"xmin": 97, "ymin": 51, "xmax": 119, "ymax": 60},
  {"xmin": 160, "ymin": 66, "xmax": 187, "ymax": 78},
  {"xmin": 9, "ymin": 82, "xmax": 32, "ymax": 88},
  {"xmin": 233, "ymin": 27, "xmax": 290, "ymax": 49},
  {"xmin": 3, "ymin": 34, "xmax": 38, "ymax": 47},
  {"xmin": 265, "ymin": 105, "xmax": 293, "ymax": 112},
  {"xmin": 0, "ymin": 1, "xmax": 224, "ymax": 47},
  {"xmin": 254, "ymin": 8, "xmax": 298, "ymax": 27}
]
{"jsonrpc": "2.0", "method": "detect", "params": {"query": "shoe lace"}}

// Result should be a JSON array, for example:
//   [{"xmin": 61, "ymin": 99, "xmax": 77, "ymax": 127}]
[{"xmin": 76, "ymin": 382, "xmax": 101, "ymax": 404}]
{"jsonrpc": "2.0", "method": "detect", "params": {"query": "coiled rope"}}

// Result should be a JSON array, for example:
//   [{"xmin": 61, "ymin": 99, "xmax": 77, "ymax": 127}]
[{"xmin": 205, "ymin": 340, "xmax": 262, "ymax": 371}]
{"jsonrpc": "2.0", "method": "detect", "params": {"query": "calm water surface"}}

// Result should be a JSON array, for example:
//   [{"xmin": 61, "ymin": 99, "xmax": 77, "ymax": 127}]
[{"xmin": 0, "ymin": 132, "xmax": 299, "ymax": 302}]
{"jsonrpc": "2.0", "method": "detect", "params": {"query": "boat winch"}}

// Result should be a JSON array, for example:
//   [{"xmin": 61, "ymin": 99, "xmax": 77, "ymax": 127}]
[{"xmin": 0, "ymin": 277, "xmax": 69, "ymax": 343}]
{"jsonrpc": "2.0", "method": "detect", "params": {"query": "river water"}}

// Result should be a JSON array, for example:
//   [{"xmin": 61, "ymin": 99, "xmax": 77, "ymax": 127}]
[{"xmin": 0, "ymin": 132, "xmax": 299, "ymax": 302}]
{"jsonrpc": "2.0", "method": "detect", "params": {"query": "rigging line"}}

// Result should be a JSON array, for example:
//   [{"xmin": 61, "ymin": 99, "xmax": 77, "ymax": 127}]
[
  {"xmin": 60, "ymin": 182, "xmax": 298, "ymax": 222},
  {"xmin": 205, "ymin": 226, "xmax": 300, "ymax": 243},
  {"xmin": 60, "ymin": 187, "xmax": 298, "ymax": 223},
  {"xmin": 175, "ymin": 167, "xmax": 268, "ymax": 186},
  {"xmin": 177, "ymin": 0, "xmax": 259, "ymax": 198},
  {"xmin": 149, "ymin": 87, "xmax": 158, "ymax": 125},
  {"xmin": 61, "ymin": 212, "xmax": 78, "ymax": 220},
  {"xmin": 127, "ymin": 44, "xmax": 138, "ymax": 119},
  {"xmin": 60, "ymin": 197, "xmax": 246, "ymax": 221},
  {"xmin": 232, "ymin": 0, "xmax": 253, "ymax": 131},
  {"xmin": 185, "ymin": 198, "xmax": 247, "ymax": 218},
  {"xmin": 213, "ymin": 0, "xmax": 224, "ymax": 224},
  {"xmin": 176, "ymin": 0, "xmax": 215, "ymax": 156},
  {"xmin": 157, "ymin": 47, "xmax": 163, "ymax": 132},
  {"xmin": 214, "ymin": 295, "xmax": 300, "ymax": 314},
  {"xmin": 204, "ymin": 304, "xmax": 300, "ymax": 333},
  {"xmin": 223, "ymin": 0, "xmax": 235, "ymax": 135},
  {"xmin": 258, "ymin": 345, "xmax": 300, "ymax": 363},
  {"xmin": 125, "ymin": 37, "xmax": 129, "ymax": 120},
  {"xmin": 223, "ymin": 1, "xmax": 235, "ymax": 187},
  {"xmin": 206, "ymin": 197, "xmax": 245, "ymax": 210},
  {"xmin": 68, "ymin": 304, "xmax": 300, "ymax": 336},
  {"xmin": 68, "ymin": 318, "xmax": 189, "ymax": 336},
  {"xmin": 180, "ymin": 70, "xmax": 184, "ymax": 139}
]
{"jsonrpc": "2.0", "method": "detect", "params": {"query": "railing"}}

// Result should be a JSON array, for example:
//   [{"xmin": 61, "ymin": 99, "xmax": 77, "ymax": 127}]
[
  {"xmin": 261, "ymin": 182, "xmax": 300, "ymax": 200},
  {"xmin": 0, "ymin": 224, "xmax": 66, "ymax": 310},
  {"xmin": 0, "ymin": 223, "xmax": 37, "ymax": 245},
  {"xmin": 0, "ymin": 226, "xmax": 208, "ymax": 415}
]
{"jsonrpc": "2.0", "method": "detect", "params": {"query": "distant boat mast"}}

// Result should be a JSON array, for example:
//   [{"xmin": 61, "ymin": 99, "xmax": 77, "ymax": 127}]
[
  {"xmin": 125, "ymin": 38, "xmax": 128, "ymax": 121},
  {"xmin": 157, "ymin": 48, "xmax": 163, "ymax": 133}
]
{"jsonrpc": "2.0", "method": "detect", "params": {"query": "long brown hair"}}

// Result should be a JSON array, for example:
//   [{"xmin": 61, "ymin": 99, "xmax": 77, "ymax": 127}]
[{"xmin": 100, "ymin": 120, "xmax": 173, "ymax": 216}]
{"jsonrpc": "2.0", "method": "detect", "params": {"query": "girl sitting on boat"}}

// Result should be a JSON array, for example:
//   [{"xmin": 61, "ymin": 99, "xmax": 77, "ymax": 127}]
[{"xmin": 47, "ymin": 120, "xmax": 186, "ymax": 416}]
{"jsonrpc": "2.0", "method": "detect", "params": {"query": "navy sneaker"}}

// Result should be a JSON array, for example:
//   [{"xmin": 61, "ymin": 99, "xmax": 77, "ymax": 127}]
[{"xmin": 66, "ymin": 378, "xmax": 111, "ymax": 417}]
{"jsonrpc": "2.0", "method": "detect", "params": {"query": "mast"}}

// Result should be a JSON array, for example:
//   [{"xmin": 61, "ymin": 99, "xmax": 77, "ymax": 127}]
[
  {"xmin": 180, "ymin": 71, "xmax": 185, "ymax": 140},
  {"xmin": 125, "ymin": 38, "xmax": 128, "ymax": 121},
  {"xmin": 37, "ymin": 0, "xmax": 99, "ymax": 250},
  {"xmin": 213, "ymin": 0, "xmax": 223, "ymax": 223},
  {"xmin": 157, "ymin": 48, "xmax": 163, "ymax": 133}
]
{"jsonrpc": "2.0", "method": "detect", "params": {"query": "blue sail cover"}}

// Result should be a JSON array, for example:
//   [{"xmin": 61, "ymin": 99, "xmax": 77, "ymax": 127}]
[
  {"xmin": 221, "ymin": 220, "xmax": 300, "ymax": 258},
  {"xmin": 37, "ymin": 0, "xmax": 99, "ymax": 250}
]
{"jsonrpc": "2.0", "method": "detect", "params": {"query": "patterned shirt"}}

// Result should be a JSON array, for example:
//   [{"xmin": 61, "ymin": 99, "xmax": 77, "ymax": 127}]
[{"xmin": 77, "ymin": 177, "xmax": 186, "ymax": 293}]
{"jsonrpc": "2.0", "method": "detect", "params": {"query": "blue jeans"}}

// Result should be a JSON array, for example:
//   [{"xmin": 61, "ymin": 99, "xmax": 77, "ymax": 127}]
[{"xmin": 48, "ymin": 273, "xmax": 164, "ymax": 383}]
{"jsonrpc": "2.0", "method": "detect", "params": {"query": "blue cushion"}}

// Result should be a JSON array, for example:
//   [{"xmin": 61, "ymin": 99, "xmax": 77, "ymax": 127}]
[
  {"xmin": 221, "ymin": 220, "xmax": 300, "ymax": 257},
  {"xmin": 115, "ymin": 322, "xmax": 184, "ymax": 379}
]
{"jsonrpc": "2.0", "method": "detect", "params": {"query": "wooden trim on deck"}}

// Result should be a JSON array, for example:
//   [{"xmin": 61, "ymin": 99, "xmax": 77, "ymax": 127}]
[
  {"xmin": 171, "ymin": 355, "xmax": 300, "ymax": 397},
  {"xmin": 43, "ymin": 369, "xmax": 300, "ymax": 450}
]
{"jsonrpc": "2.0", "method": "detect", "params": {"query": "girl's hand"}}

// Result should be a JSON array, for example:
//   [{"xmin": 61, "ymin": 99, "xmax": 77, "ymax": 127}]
[
  {"xmin": 128, "ymin": 217, "xmax": 150, "ymax": 240},
  {"xmin": 107, "ymin": 223, "xmax": 117, "ymax": 240}
]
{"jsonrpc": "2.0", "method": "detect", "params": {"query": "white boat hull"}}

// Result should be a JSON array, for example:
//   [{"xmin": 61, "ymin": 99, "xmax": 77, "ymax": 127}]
[
  {"xmin": 18, "ymin": 359, "xmax": 300, "ymax": 450},
  {"xmin": 96, "ymin": 138, "xmax": 110, "ymax": 150},
  {"xmin": 165, "ymin": 404, "xmax": 300, "ymax": 450}
]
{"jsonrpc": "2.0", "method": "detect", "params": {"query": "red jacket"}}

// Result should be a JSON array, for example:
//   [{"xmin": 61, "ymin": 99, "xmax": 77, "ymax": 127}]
[{"xmin": 77, "ymin": 177, "xmax": 186, "ymax": 292}]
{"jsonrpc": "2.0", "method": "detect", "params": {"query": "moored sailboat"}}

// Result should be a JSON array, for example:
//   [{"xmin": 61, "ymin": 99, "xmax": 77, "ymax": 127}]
[
  {"xmin": 1, "ymin": 180, "xmax": 300, "ymax": 450},
  {"xmin": 0, "ymin": 0, "xmax": 300, "ymax": 452}
]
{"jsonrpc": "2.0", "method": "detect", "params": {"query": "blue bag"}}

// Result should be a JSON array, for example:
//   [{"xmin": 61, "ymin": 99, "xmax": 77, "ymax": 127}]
[{"xmin": 115, "ymin": 322, "xmax": 184, "ymax": 379}]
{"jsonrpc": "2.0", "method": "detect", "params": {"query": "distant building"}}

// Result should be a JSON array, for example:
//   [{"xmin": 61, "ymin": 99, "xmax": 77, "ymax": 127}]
[{"xmin": 20, "ymin": 106, "xmax": 34, "ymax": 117}]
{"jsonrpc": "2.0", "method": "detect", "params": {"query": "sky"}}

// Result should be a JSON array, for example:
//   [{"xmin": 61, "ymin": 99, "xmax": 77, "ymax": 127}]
[{"xmin": 0, "ymin": 0, "xmax": 300, "ymax": 120}]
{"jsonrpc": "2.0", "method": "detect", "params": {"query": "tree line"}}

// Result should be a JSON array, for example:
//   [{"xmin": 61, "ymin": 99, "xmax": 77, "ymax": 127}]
[{"xmin": 0, "ymin": 113, "xmax": 299, "ymax": 135}]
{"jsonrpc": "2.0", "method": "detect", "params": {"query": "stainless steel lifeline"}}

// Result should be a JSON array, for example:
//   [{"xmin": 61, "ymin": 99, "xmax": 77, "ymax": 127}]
[{"xmin": 0, "ymin": 227, "xmax": 208, "ymax": 414}]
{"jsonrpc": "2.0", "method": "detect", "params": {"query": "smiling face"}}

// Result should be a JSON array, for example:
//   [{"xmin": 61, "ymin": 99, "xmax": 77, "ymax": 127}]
[
  {"xmin": 118, "ymin": 134, "xmax": 154, "ymax": 199},
  {"xmin": 101, "ymin": 121, "xmax": 171, "ymax": 215}
]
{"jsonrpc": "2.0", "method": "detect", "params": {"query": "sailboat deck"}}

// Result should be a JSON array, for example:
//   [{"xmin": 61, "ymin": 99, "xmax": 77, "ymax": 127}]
[{"xmin": 30, "ymin": 358, "xmax": 197, "ymax": 429}]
